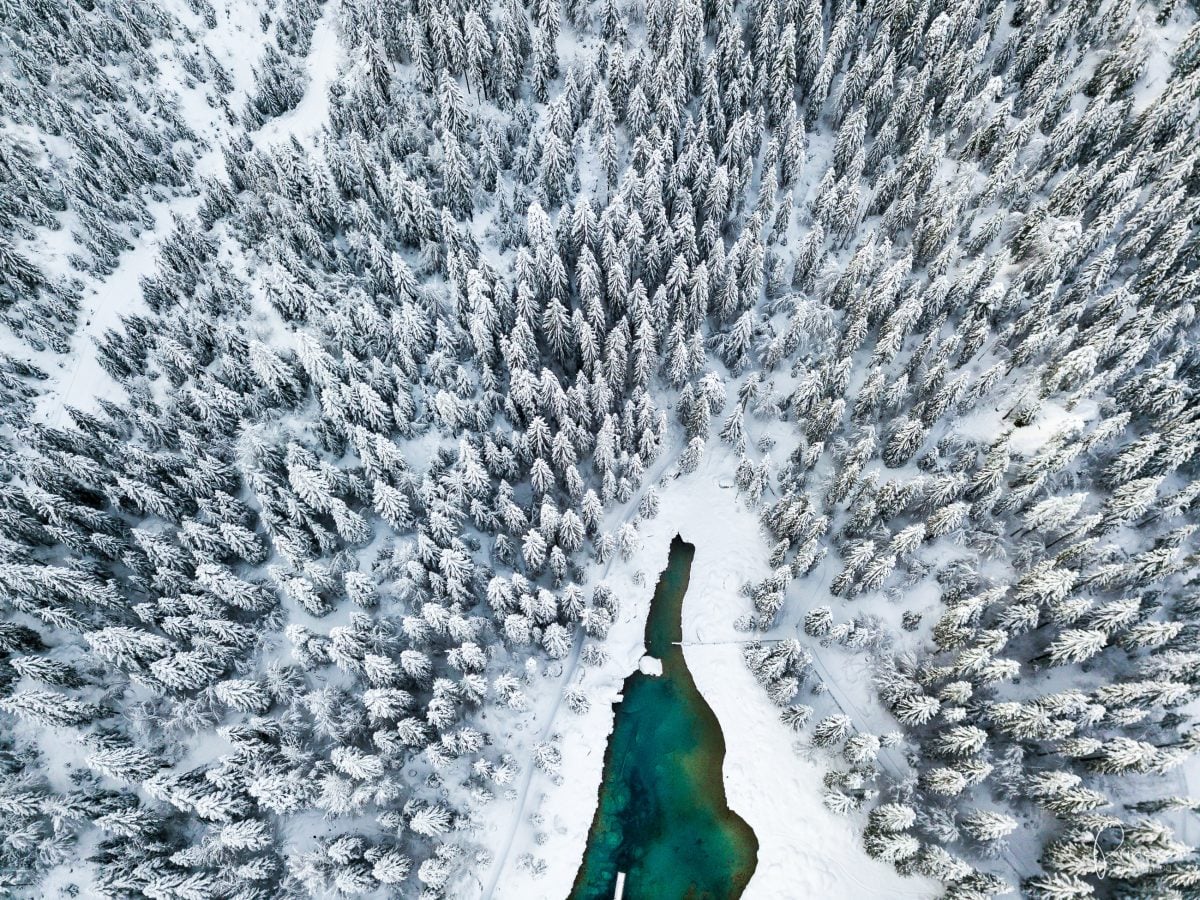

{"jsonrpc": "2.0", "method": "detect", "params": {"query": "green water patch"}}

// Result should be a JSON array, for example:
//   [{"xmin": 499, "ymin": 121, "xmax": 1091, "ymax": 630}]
[{"xmin": 569, "ymin": 536, "xmax": 759, "ymax": 900}]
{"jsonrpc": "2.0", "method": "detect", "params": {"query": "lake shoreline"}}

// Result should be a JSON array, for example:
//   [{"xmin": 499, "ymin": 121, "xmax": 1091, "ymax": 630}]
[{"xmin": 569, "ymin": 535, "xmax": 759, "ymax": 900}]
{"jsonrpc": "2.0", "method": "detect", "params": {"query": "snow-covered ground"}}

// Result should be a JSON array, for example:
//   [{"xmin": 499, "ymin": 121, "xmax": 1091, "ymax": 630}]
[
  {"xmin": 9, "ymin": 0, "xmax": 1198, "ymax": 895},
  {"xmin": 485, "ymin": 443, "xmax": 937, "ymax": 899}
]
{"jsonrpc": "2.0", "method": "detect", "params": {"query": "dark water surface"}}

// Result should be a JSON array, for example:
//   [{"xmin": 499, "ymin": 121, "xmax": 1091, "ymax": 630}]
[{"xmin": 569, "ymin": 536, "xmax": 759, "ymax": 900}]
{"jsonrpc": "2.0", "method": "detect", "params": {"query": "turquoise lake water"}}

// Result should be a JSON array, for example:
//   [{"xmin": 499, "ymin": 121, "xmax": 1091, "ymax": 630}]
[{"xmin": 569, "ymin": 536, "xmax": 759, "ymax": 900}]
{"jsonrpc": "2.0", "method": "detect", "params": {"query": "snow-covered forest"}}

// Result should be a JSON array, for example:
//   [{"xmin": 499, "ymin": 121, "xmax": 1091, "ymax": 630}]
[{"xmin": 1, "ymin": 0, "xmax": 1199, "ymax": 894}]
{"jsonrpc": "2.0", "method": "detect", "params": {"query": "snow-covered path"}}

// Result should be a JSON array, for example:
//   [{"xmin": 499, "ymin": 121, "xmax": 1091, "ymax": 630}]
[
  {"xmin": 480, "ymin": 448, "xmax": 680, "ymax": 899},
  {"xmin": 31, "ymin": 0, "xmax": 269, "ymax": 427},
  {"xmin": 253, "ymin": 1, "xmax": 343, "ymax": 149},
  {"xmin": 34, "ymin": 199, "xmax": 183, "ymax": 427}
]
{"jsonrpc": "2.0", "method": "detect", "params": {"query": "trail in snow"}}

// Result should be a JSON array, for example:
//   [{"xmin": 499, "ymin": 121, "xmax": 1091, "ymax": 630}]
[
  {"xmin": 36, "ymin": 196, "xmax": 197, "ymax": 428},
  {"xmin": 253, "ymin": 3, "xmax": 343, "ymax": 150},
  {"xmin": 480, "ymin": 446, "xmax": 681, "ymax": 900},
  {"xmin": 34, "ymin": 0, "xmax": 344, "ymax": 429},
  {"xmin": 34, "ymin": 3, "xmax": 249, "ymax": 426}
]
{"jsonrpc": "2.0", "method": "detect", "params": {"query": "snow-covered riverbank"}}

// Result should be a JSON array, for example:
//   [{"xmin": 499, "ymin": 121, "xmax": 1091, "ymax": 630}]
[{"xmin": 490, "ymin": 445, "xmax": 937, "ymax": 899}]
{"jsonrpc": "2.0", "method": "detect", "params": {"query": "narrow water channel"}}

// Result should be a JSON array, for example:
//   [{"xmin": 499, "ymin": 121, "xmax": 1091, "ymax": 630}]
[{"xmin": 569, "ymin": 535, "xmax": 759, "ymax": 900}]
